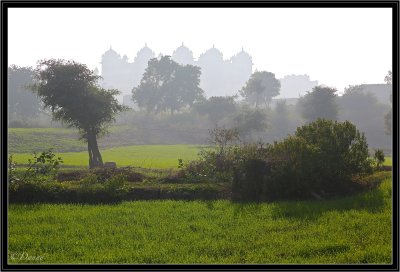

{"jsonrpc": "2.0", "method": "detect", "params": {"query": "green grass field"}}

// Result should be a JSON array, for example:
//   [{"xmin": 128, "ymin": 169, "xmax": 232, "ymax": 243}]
[
  {"xmin": 9, "ymin": 127, "xmax": 393, "ymax": 169},
  {"xmin": 8, "ymin": 126, "xmax": 135, "ymax": 153},
  {"xmin": 11, "ymin": 145, "xmax": 202, "ymax": 169},
  {"xmin": 384, "ymin": 157, "xmax": 392, "ymax": 166},
  {"xmin": 8, "ymin": 173, "xmax": 392, "ymax": 264}
]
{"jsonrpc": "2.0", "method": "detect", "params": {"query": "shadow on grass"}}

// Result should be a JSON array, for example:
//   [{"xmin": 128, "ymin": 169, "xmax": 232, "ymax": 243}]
[
  {"xmin": 230, "ymin": 171, "xmax": 391, "ymax": 220},
  {"xmin": 269, "ymin": 185, "xmax": 388, "ymax": 220}
]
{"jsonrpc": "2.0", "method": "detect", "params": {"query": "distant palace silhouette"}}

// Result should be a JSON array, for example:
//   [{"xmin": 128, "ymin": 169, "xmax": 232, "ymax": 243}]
[
  {"xmin": 98, "ymin": 43, "xmax": 320, "ymax": 104},
  {"xmin": 99, "ymin": 43, "xmax": 252, "ymax": 100}
]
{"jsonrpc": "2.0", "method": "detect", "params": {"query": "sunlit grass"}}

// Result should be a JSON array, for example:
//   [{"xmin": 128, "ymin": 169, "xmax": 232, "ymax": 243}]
[
  {"xmin": 383, "ymin": 157, "xmax": 392, "ymax": 166},
  {"xmin": 8, "ymin": 175, "xmax": 392, "ymax": 264},
  {"xmin": 11, "ymin": 145, "xmax": 202, "ymax": 169}
]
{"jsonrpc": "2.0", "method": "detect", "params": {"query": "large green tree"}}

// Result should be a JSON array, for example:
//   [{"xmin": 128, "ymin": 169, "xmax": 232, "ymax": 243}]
[
  {"xmin": 239, "ymin": 71, "xmax": 280, "ymax": 108},
  {"xmin": 132, "ymin": 56, "xmax": 204, "ymax": 115},
  {"xmin": 31, "ymin": 59, "xmax": 126, "ymax": 168},
  {"xmin": 297, "ymin": 85, "xmax": 338, "ymax": 122}
]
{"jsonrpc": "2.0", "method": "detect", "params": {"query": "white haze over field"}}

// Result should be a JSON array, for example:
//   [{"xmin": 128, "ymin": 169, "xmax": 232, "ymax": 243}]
[{"xmin": 8, "ymin": 8, "xmax": 392, "ymax": 93}]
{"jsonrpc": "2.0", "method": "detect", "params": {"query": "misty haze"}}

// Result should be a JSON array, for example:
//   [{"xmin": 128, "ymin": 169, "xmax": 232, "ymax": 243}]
[{"xmin": 6, "ymin": 6, "xmax": 394, "ymax": 266}]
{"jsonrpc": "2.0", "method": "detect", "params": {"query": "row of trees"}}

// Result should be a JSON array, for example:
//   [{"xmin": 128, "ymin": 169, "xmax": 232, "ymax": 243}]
[
  {"xmin": 131, "ymin": 56, "xmax": 282, "ymax": 114},
  {"xmin": 131, "ymin": 56, "xmax": 392, "ymax": 141},
  {"xmin": 8, "ymin": 57, "xmax": 392, "ymax": 168}
]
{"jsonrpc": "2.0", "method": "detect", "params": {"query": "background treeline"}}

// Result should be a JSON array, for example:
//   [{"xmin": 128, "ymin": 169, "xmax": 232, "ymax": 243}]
[{"xmin": 8, "ymin": 61, "xmax": 392, "ymax": 151}]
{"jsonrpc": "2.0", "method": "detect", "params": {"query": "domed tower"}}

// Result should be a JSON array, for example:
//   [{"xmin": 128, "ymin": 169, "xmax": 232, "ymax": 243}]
[
  {"xmin": 134, "ymin": 43, "xmax": 155, "ymax": 67},
  {"xmin": 229, "ymin": 47, "xmax": 253, "ymax": 92},
  {"xmin": 172, "ymin": 42, "xmax": 195, "ymax": 65},
  {"xmin": 100, "ymin": 46, "xmax": 123, "ymax": 89},
  {"xmin": 197, "ymin": 45, "xmax": 224, "ymax": 66},
  {"xmin": 197, "ymin": 45, "xmax": 226, "ymax": 97},
  {"xmin": 230, "ymin": 47, "xmax": 253, "ymax": 76},
  {"xmin": 131, "ymin": 43, "xmax": 156, "ymax": 87}
]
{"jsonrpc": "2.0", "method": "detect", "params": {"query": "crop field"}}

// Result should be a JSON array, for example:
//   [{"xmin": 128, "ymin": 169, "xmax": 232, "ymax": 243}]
[
  {"xmin": 8, "ymin": 126, "xmax": 133, "ymax": 153},
  {"xmin": 8, "ymin": 127, "xmax": 205, "ymax": 169},
  {"xmin": 11, "ymin": 144, "xmax": 202, "ymax": 169},
  {"xmin": 8, "ymin": 173, "xmax": 392, "ymax": 264},
  {"xmin": 9, "ymin": 127, "xmax": 392, "ymax": 169}
]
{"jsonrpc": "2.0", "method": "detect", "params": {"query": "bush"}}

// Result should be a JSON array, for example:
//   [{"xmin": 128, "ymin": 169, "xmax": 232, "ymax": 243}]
[
  {"xmin": 230, "ymin": 119, "xmax": 373, "ymax": 201},
  {"xmin": 232, "ymin": 158, "xmax": 271, "ymax": 202},
  {"xmin": 8, "ymin": 149, "xmax": 63, "ymax": 189},
  {"xmin": 178, "ymin": 127, "xmax": 241, "ymax": 183},
  {"xmin": 267, "ymin": 119, "xmax": 373, "ymax": 199}
]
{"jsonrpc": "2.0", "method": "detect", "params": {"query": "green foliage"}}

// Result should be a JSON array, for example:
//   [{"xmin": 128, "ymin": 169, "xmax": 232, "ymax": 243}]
[
  {"xmin": 233, "ymin": 108, "xmax": 267, "ymax": 141},
  {"xmin": 373, "ymin": 149, "xmax": 385, "ymax": 170},
  {"xmin": 268, "ymin": 119, "xmax": 372, "ymax": 198},
  {"xmin": 8, "ymin": 174, "xmax": 392, "ymax": 263},
  {"xmin": 202, "ymin": 119, "xmax": 374, "ymax": 201},
  {"xmin": 337, "ymin": 85, "xmax": 391, "ymax": 149},
  {"xmin": 298, "ymin": 86, "xmax": 338, "ymax": 122},
  {"xmin": 132, "ymin": 56, "xmax": 204, "ymax": 115},
  {"xmin": 179, "ymin": 127, "xmax": 241, "ymax": 183},
  {"xmin": 31, "ymin": 59, "xmax": 127, "ymax": 168},
  {"xmin": 8, "ymin": 149, "xmax": 63, "ymax": 188},
  {"xmin": 239, "ymin": 71, "xmax": 280, "ymax": 108},
  {"xmin": 208, "ymin": 126, "xmax": 240, "ymax": 154},
  {"xmin": 193, "ymin": 96, "xmax": 237, "ymax": 123},
  {"xmin": 103, "ymin": 174, "xmax": 130, "ymax": 194}
]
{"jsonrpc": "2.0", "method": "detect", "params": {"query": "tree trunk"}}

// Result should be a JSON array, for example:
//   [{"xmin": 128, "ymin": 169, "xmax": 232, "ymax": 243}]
[{"xmin": 87, "ymin": 129, "xmax": 103, "ymax": 169}]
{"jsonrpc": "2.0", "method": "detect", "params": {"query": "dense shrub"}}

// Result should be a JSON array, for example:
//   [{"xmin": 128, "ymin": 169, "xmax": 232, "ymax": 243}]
[
  {"xmin": 225, "ymin": 119, "xmax": 373, "ymax": 201},
  {"xmin": 266, "ymin": 119, "xmax": 373, "ymax": 199}
]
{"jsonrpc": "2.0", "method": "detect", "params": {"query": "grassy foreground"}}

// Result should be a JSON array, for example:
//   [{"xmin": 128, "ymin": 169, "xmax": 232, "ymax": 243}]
[
  {"xmin": 11, "ymin": 145, "xmax": 202, "ymax": 169},
  {"xmin": 8, "ymin": 173, "xmax": 392, "ymax": 264}
]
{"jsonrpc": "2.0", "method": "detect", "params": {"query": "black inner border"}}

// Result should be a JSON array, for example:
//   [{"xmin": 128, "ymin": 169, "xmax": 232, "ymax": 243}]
[{"xmin": 1, "ymin": 1, "xmax": 398, "ymax": 271}]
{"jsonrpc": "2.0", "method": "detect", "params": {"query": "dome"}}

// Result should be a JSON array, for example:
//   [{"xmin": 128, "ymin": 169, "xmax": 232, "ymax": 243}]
[
  {"xmin": 134, "ymin": 43, "xmax": 155, "ymax": 62},
  {"xmin": 101, "ymin": 46, "xmax": 120, "ymax": 62},
  {"xmin": 230, "ymin": 47, "xmax": 253, "ymax": 65},
  {"xmin": 172, "ymin": 42, "xmax": 194, "ymax": 65},
  {"xmin": 198, "ymin": 45, "xmax": 224, "ymax": 63}
]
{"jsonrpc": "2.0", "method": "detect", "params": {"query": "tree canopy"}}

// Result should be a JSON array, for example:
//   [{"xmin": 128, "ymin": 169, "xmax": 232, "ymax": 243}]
[
  {"xmin": 297, "ymin": 85, "xmax": 338, "ymax": 122},
  {"xmin": 31, "ymin": 59, "xmax": 126, "ymax": 168},
  {"xmin": 239, "ymin": 71, "xmax": 280, "ymax": 108},
  {"xmin": 233, "ymin": 108, "xmax": 267, "ymax": 141},
  {"xmin": 132, "ymin": 56, "xmax": 205, "ymax": 115},
  {"xmin": 194, "ymin": 96, "xmax": 237, "ymax": 123}
]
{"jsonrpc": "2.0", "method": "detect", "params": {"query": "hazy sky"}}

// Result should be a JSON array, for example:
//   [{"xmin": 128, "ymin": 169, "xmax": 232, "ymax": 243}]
[{"xmin": 8, "ymin": 8, "xmax": 392, "ymax": 92}]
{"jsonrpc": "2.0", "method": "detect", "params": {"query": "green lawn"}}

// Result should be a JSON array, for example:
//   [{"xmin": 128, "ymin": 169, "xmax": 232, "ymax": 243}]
[
  {"xmin": 8, "ymin": 174, "xmax": 392, "ymax": 264},
  {"xmin": 11, "ymin": 145, "xmax": 202, "ymax": 169}
]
